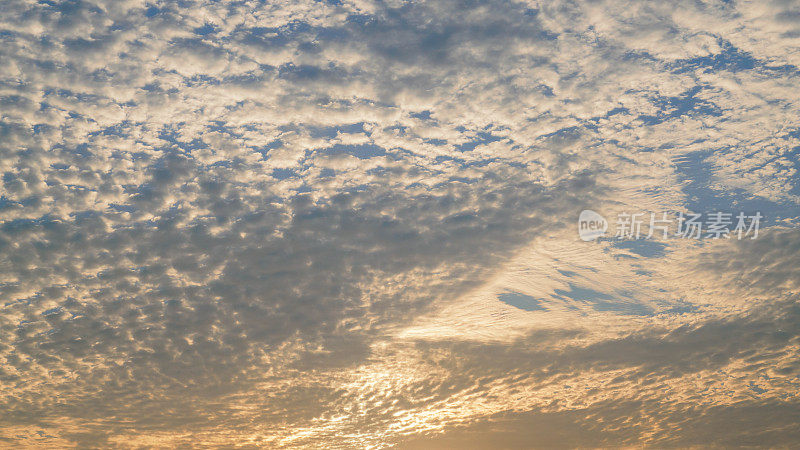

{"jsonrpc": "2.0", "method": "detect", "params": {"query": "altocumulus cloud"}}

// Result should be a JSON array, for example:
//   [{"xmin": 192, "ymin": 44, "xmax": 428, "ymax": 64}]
[{"xmin": 0, "ymin": 0, "xmax": 799, "ymax": 447}]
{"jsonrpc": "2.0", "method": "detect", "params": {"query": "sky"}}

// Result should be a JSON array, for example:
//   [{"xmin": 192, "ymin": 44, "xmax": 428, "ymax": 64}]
[{"xmin": 1, "ymin": 0, "xmax": 799, "ymax": 447}]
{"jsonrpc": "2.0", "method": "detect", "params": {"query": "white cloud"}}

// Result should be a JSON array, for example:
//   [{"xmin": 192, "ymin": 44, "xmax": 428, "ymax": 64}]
[{"xmin": 1, "ymin": 0, "xmax": 799, "ymax": 446}]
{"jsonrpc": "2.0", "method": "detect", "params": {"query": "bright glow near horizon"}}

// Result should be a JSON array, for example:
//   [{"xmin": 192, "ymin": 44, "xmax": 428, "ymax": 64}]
[{"xmin": 1, "ymin": 0, "xmax": 800, "ymax": 447}]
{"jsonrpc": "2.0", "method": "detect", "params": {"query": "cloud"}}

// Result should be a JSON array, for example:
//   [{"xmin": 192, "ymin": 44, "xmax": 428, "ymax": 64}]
[{"xmin": 0, "ymin": 0, "xmax": 799, "ymax": 446}]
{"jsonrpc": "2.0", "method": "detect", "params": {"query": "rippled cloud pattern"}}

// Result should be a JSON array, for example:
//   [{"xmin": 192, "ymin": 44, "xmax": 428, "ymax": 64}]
[{"xmin": 1, "ymin": 0, "xmax": 800, "ymax": 447}]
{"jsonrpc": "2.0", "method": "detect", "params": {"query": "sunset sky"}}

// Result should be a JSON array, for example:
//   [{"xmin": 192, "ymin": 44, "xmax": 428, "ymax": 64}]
[{"xmin": 1, "ymin": 0, "xmax": 800, "ymax": 447}]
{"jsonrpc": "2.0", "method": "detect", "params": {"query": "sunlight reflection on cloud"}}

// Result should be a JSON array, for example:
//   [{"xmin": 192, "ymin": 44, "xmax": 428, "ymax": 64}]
[{"xmin": 1, "ymin": 0, "xmax": 799, "ymax": 446}]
